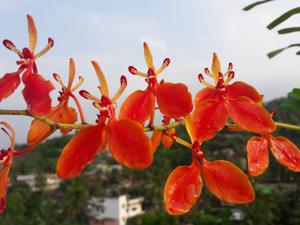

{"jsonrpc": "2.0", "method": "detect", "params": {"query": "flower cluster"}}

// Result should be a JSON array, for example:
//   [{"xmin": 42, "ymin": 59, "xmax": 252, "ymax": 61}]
[{"xmin": 0, "ymin": 15, "xmax": 299, "ymax": 215}]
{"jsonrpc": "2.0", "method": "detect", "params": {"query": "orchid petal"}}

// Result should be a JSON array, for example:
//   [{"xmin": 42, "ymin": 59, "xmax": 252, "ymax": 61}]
[
  {"xmin": 56, "ymin": 124, "xmax": 106, "ymax": 179},
  {"xmin": 164, "ymin": 164, "xmax": 202, "ymax": 215},
  {"xmin": 108, "ymin": 119, "xmax": 153, "ymax": 169},
  {"xmin": 269, "ymin": 136, "xmax": 300, "ymax": 172},
  {"xmin": 226, "ymin": 81, "xmax": 263, "ymax": 103},
  {"xmin": 202, "ymin": 159, "xmax": 255, "ymax": 204},
  {"xmin": 119, "ymin": 89, "xmax": 155, "ymax": 124},
  {"xmin": 151, "ymin": 131, "xmax": 162, "ymax": 153},
  {"xmin": 226, "ymin": 96, "xmax": 276, "ymax": 134},
  {"xmin": 162, "ymin": 128, "xmax": 175, "ymax": 149},
  {"xmin": 27, "ymin": 15, "xmax": 37, "ymax": 53},
  {"xmin": 0, "ymin": 72, "xmax": 21, "ymax": 102},
  {"xmin": 22, "ymin": 73, "xmax": 54, "ymax": 116},
  {"xmin": 211, "ymin": 52, "xmax": 221, "ymax": 82},
  {"xmin": 155, "ymin": 82, "xmax": 193, "ymax": 119},
  {"xmin": 143, "ymin": 42, "xmax": 154, "ymax": 69},
  {"xmin": 27, "ymin": 103, "xmax": 77, "ymax": 144},
  {"xmin": 190, "ymin": 99, "xmax": 227, "ymax": 142},
  {"xmin": 194, "ymin": 87, "xmax": 217, "ymax": 106},
  {"xmin": 247, "ymin": 136, "xmax": 269, "ymax": 176}
]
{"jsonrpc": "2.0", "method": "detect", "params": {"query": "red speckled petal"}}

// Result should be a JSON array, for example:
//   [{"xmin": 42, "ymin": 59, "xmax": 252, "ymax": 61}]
[
  {"xmin": 56, "ymin": 124, "xmax": 106, "ymax": 179},
  {"xmin": 22, "ymin": 73, "xmax": 54, "ymax": 116},
  {"xmin": 27, "ymin": 103, "xmax": 77, "ymax": 144},
  {"xmin": 202, "ymin": 159, "xmax": 255, "ymax": 204},
  {"xmin": 191, "ymin": 99, "xmax": 227, "ymax": 142},
  {"xmin": 194, "ymin": 87, "xmax": 217, "ymax": 106},
  {"xmin": 269, "ymin": 136, "xmax": 300, "ymax": 172},
  {"xmin": 119, "ymin": 89, "xmax": 155, "ymax": 124},
  {"xmin": 226, "ymin": 96, "xmax": 276, "ymax": 134},
  {"xmin": 155, "ymin": 82, "xmax": 193, "ymax": 119},
  {"xmin": 108, "ymin": 119, "xmax": 153, "ymax": 169},
  {"xmin": 247, "ymin": 136, "xmax": 269, "ymax": 176},
  {"xmin": 0, "ymin": 72, "xmax": 21, "ymax": 101},
  {"xmin": 164, "ymin": 164, "xmax": 202, "ymax": 215},
  {"xmin": 226, "ymin": 81, "xmax": 263, "ymax": 103}
]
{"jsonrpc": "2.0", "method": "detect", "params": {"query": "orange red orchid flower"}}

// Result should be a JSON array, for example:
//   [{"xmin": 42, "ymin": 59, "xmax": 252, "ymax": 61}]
[
  {"xmin": 187, "ymin": 53, "xmax": 275, "ymax": 143},
  {"xmin": 56, "ymin": 61, "xmax": 153, "ymax": 179},
  {"xmin": 164, "ymin": 141, "xmax": 255, "ymax": 215},
  {"xmin": 27, "ymin": 58, "xmax": 81, "ymax": 144},
  {"xmin": 119, "ymin": 42, "xmax": 193, "ymax": 125},
  {"xmin": 0, "ymin": 122, "xmax": 15, "ymax": 214},
  {"xmin": 247, "ymin": 133, "xmax": 300, "ymax": 176},
  {"xmin": 1, "ymin": 15, "xmax": 54, "ymax": 115}
]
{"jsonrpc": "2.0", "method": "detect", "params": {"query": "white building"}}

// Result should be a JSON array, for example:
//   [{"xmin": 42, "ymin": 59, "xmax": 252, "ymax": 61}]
[
  {"xmin": 88, "ymin": 195, "xmax": 144, "ymax": 225},
  {"xmin": 16, "ymin": 173, "xmax": 61, "ymax": 191}
]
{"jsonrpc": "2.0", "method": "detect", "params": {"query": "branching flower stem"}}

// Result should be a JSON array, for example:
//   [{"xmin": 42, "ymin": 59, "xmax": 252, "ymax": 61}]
[{"xmin": 0, "ymin": 109, "xmax": 300, "ymax": 136}]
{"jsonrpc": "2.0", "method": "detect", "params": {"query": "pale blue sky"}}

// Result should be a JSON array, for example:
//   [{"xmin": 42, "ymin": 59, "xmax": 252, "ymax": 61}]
[{"xmin": 0, "ymin": 0, "xmax": 300, "ymax": 144}]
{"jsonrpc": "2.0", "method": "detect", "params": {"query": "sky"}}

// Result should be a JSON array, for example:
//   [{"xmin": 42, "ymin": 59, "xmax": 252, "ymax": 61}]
[{"xmin": 0, "ymin": 0, "xmax": 300, "ymax": 144}]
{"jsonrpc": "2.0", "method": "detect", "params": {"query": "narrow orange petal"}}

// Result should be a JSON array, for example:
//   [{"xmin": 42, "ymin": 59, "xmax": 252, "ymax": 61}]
[
  {"xmin": 107, "ymin": 119, "xmax": 153, "ymax": 169},
  {"xmin": 0, "ymin": 72, "xmax": 21, "ymax": 102},
  {"xmin": 27, "ymin": 104, "xmax": 77, "ymax": 144},
  {"xmin": 151, "ymin": 131, "xmax": 162, "ymax": 153},
  {"xmin": 226, "ymin": 81, "xmax": 263, "ymax": 104},
  {"xmin": 269, "ymin": 136, "xmax": 300, "ymax": 172},
  {"xmin": 91, "ymin": 60, "xmax": 109, "ymax": 97},
  {"xmin": 53, "ymin": 104, "xmax": 77, "ymax": 135},
  {"xmin": 22, "ymin": 73, "xmax": 54, "ymax": 116},
  {"xmin": 164, "ymin": 164, "xmax": 202, "ymax": 215},
  {"xmin": 155, "ymin": 82, "xmax": 193, "ymax": 119},
  {"xmin": 56, "ymin": 124, "xmax": 106, "ymax": 179},
  {"xmin": 191, "ymin": 99, "xmax": 227, "ymax": 142},
  {"xmin": 247, "ymin": 136, "xmax": 269, "ymax": 176},
  {"xmin": 67, "ymin": 58, "xmax": 76, "ymax": 89},
  {"xmin": 211, "ymin": 52, "xmax": 221, "ymax": 82},
  {"xmin": 119, "ymin": 89, "xmax": 155, "ymax": 124},
  {"xmin": 226, "ymin": 97, "xmax": 276, "ymax": 134},
  {"xmin": 27, "ymin": 118, "xmax": 52, "ymax": 144},
  {"xmin": 162, "ymin": 128, "xmax": 175, "ymax": 149},
  {"xmin": 27, "ymin": 15, "xmax": 37, "ymax": 53},
  {"xmin": 143, "ymin": 42, "xmax": 154, "ymax": 69},
  {"xmin": 194, "ymin": 87, "xmax": 217, "ymax": 106},
  {"xmin": 202, "ymin": 159, "xmax": 255, "ymax": 204}
]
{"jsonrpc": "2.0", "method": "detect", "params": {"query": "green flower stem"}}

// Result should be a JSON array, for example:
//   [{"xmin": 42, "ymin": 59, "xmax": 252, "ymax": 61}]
[
  {"xmin": 1, "ymin": 109, "xmax": 300, "ymax": 134},
  {"xmin": 275, "ymin": 122, "xmax": 300, "ymax": 131}
]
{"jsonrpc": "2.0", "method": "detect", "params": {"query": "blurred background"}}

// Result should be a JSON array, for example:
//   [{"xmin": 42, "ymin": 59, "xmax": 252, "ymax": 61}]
[{"xmin": 0, "ymin": 0, "xmax": 300, "ymax": 225}]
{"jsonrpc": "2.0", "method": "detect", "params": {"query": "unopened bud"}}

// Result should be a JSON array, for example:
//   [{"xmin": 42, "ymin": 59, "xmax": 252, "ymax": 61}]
[
  {"xmin": 48, "ymin": 38, "xmax": 54, "ymax": 47},
  {"xmin": 198, "ymin": 73, "xmax": 204, "ymax": 82},
  {"xmin": 163, "ymin": 58, "xmax": 170, "ymax": 67},
  {"xmin": 120, "ymin": 75, "xmax": 127, "ymax": 86},
  {"xmin": 204, "ymin": 68, "xmax": 210, "ymax": 75},
  {"xmin": 128, "ymin": 66, "xmax": 137, "ymax": 75},
  {"xmin": 79, "ymin": 90, "xmax": 90, "ymax": 99},
  {"xmin": 3, "ymin": 39, "xmax": 15, "ymax": 50},
  {"xmin": 228, "ymin": 71, "xmax": 235, "ymax": 79},
  {"xmin": 53, "ymin": 73, "xmax": 61, "ymax": 81}
]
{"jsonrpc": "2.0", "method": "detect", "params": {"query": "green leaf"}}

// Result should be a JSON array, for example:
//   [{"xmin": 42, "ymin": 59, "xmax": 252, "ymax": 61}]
[
  {"xmin": 281, "ymin": 88, "xmax": 300, "ymax": 110},
  {"xmin": 267, "ymin": 43, "xmax": 300, "ymax": 58},
  {"xmin": 243, "ymin": 0, "xmax": 274, "ymax": 11},
  {"xmin": 278, "ymin": 27, "xmax": 300, "ymax": 34},
  {"xmin": 267, "ymin": 7, "xmax": 300, "ymax": 30}
]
